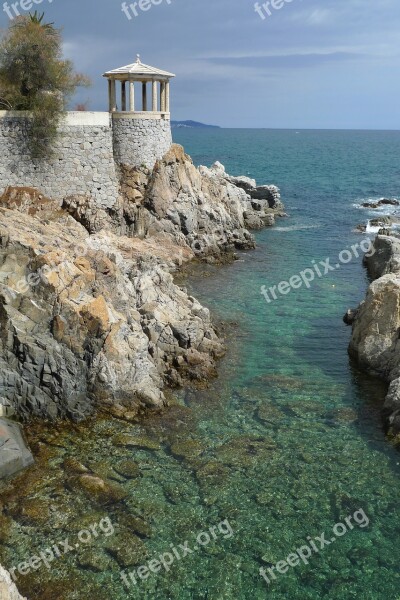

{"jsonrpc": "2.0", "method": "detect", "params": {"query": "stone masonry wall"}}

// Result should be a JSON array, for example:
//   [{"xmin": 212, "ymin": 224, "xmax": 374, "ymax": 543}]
[
  {"xmin": 112, "ymin": 113, "xmax": 172, "ymax": 169},
  {"xmin": 0, "ymin": 111, "xmax": 120, "ymax": 209}
]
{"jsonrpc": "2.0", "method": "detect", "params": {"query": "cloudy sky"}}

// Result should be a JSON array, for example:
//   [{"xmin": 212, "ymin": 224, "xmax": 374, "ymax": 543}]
[{"xmin": 1, "ymin": 0, "xmax": 400, "ymax": 128}]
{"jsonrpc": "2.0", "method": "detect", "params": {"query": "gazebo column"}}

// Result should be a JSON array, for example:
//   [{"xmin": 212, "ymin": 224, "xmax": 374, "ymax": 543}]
[
  {"xmin": 160, "ymin": 82, "xmax": 166, "ymax": 112},
  {"xmin": 108, "ymin": 80, "xmax": 112, "ymax": 112},
  {"xmin": 110, "ymin": 79, "xmax": 117, "ymax": 112},
  {"xmin": 142, "ymin": 83, "xmax": 147, "ymax": 111},
  {"xmin": 152, "ymin": 81, "xmax": 158, "ymax": 111},
  {"xmin": 129, "ymin": 81, "xmax": 135, "ymax": 111},
  {"xmin": 121, "ymin": 81, "xmax": 127, "ymax": 111},
  {"xmin": 166, "ymin": 81, "xmax": 170, "ymax": 113}
]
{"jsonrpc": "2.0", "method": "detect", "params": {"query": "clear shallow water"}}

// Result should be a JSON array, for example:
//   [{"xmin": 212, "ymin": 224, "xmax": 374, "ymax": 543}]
[{"xmin": 1, "ymin": 129, "xmax": 400, "ymax": 599}]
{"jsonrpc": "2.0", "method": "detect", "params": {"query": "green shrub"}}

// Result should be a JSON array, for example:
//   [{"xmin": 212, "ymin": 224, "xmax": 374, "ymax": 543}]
[{"xmin": 0, "ymin": 12, "xmax": 90, "ymax": 159}]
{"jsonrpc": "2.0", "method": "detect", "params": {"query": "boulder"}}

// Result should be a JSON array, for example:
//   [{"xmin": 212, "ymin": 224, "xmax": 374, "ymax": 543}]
[
  {"xmin": 349, "ymin": 274, "xmax": 400, "ymax": 377},
  {"xmin": 0, "ymin": 418, "xmax": 33, "ymax": 479},
  {"xmin": 0, "ymin": 564, "xmax": 26, "ymax": 600},
  {"xmin": 343, "ymin": 308, "xmax": 358, "ymax": 325}
]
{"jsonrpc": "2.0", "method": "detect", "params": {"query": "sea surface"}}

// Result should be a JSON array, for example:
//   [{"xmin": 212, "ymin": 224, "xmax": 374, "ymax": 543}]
[{"xmin": 2, "ymin": 129, "xmax": 400, "ymax": 599}]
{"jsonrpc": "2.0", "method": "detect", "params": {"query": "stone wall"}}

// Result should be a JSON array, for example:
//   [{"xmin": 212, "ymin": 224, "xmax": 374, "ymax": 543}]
[
  {"xmin": 0, "ymin": 111, "xmax": 173, "ymax": 205},
  {"xmin": 0, "ymin": 111, "xmax": 120, "ymax": 209},
  {"xmin": 112, "ymin": 113, "xmax": 172, "ymax": 169}
]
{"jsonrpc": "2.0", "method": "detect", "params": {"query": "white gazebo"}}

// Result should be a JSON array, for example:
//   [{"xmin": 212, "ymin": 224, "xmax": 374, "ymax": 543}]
[{"xmin": 103, "ymin": 55, "xmax": 175, "ymax": 114}]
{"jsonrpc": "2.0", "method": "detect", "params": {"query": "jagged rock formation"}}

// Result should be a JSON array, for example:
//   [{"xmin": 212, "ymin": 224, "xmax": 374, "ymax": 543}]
[
  {"xmin": 0, "ymin": 564, "xmax": 26, "ymax": 600},
  {"xmin": 63, "ymin": 145, "xmax": 284, "ymax": 259},
  {"xmin": 348, "ymin": 234, "xmax": 400, "ymax": 434},
  {"xmin": 0, "ymin": 145, "xmax": 283, "ymax": 422},
  {"xmin": 0, "ymin": 205, "xmax": 223, "ymax": 420}
]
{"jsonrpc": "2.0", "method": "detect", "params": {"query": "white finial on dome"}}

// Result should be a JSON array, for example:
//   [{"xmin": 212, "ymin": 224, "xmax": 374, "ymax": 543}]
[{"xmin": 136, "ymin": 54, "xmax": 141, "ymax": 63}]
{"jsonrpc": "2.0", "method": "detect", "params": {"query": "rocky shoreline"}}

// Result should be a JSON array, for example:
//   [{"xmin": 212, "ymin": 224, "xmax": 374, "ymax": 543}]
[
  {"xmin": 347, "ymin": 223, "xmax": 400, "ymax": 440},
  {"xmin": 0, "ymin": 144, "xmax": 284, "ymax": 425},
  {"xmin": 0, "ymin": 143, "xmax": 284, "ymax": 597}
]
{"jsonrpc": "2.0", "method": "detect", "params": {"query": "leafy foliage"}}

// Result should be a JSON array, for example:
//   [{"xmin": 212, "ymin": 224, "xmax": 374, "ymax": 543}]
[
  {"xmin": 27, "ymin": 11, "xmax": 53, "ymax": 27},
  {"xmin": 0, "ymin": 14, "xmax": 90, "ymax": 158}
]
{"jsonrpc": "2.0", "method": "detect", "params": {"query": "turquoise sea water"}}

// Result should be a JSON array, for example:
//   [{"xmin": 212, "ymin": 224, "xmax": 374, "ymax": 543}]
[{"xmin": 2, "ymin": 129, "xmax": 400, "ymax": 599}]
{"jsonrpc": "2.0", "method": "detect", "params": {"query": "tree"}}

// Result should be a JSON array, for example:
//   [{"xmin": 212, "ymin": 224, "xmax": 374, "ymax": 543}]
[{"xmin": 0, "ymin": 13, "xmax": 90, "ymax": 158}]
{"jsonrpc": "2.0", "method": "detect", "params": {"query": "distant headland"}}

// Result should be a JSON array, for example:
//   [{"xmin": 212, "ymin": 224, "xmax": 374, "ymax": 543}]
[{"xmin": 171, "ymin": 120, "xmax": 221, "ymax": 129}]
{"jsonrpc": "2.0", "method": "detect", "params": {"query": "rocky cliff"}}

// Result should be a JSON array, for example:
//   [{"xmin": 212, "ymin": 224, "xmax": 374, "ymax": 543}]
[
  {"xmin": 0, "ymin": 144, "xmax": 283, "ymax": 423},
  {"xmin": 348, "ymin": 234, "xmax": 400, "ymax": 436}
]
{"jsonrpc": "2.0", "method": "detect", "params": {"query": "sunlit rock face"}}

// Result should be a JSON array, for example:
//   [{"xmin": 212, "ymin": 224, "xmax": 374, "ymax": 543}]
[
  {"xmin": 143, "ymin": 145, "xmax": 282, "ymax": 256},
  {"xmin": 0, "ymin": 196, "xmax": 224, "ymax": 420},
  {"xmin": 0, "ymin": 564, "xmax": 26, "ymax": 600}
]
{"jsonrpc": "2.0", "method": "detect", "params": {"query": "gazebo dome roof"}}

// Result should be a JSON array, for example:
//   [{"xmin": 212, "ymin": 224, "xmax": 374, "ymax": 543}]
[{"xmin": 103, "ymin": 55, "xmax": 175, "ymax": 80}]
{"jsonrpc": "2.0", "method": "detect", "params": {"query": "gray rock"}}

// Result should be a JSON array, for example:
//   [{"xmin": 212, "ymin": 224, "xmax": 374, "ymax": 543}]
[
  {"xmin": 343, "ymin": 308, "xmax": 358, "ymax": 325},
  {"xmin": 0, "ymin": 418, "xmax": 33, "ymax": 479},
  {"xmin": 364, "ymin": 234, "xmax": 400, "ymax": 279},
  {"xmin": 361, "ymin": 199, "xmax": 399, "ymax": 208},
  {"xmin": 350, "ymin": 232, "xmax": 400, "ymax": 431},
  {"xmin": 250, "ymin": 185, "xmax": 284, "ymax": 210},
  {"xmin": 225, "ymin": 174, "xmax": 257, "ymax": 192},
  {"xmin": 144, "ymin": 145, "xmax": 284, "ymax": 258}
]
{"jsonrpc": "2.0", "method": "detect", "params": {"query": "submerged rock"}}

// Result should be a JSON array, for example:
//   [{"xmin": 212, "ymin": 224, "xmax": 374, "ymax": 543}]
[
  {"xmin": 214, "ymin": 435, "xmax": 276, "ymax": 469},
  {"xmin": 113, "ymin": 459, "xmax": 141, "ymax": 479},
  {"xmin": 77, "ymin": 548, "xmax": 112, "ymax": 572},
  {"xmin": 105, "ymin": 533, "xmax": 147, "ymax": 567},
  {"xmin": 6, "ymin": 497, "xmax": 50, "ymax": 525},
  {"xmin": 169, "ymin": 438, "xmax": 205, "ymax": 461},
  {"xmin": 66, "ymin": 474, "xmax": 127, "ymax": 505},
  {"xmin": 257, "ymin": 403, "xmax": 286, "ymax": 424},
  {"xmin": 325, "ymin": 407, "xmax": 358, "ymax": 424},
  {"xmin": 112, "ymin": 434, "xmax": 161, "ymax": 451},
  {"xmin": 118, "ymin": 514, "xmax": 152, "ymax": 538},
  {"xmin": 62, "ymin": 457, "xmax": 89, "ymax": 475}
]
